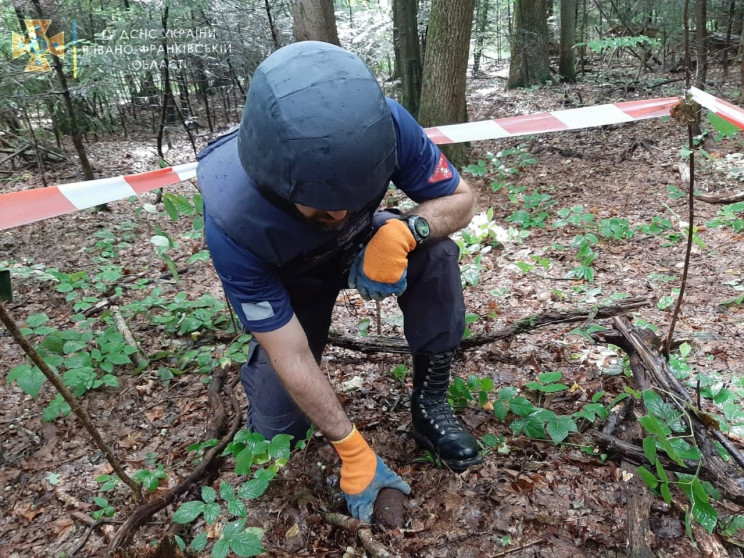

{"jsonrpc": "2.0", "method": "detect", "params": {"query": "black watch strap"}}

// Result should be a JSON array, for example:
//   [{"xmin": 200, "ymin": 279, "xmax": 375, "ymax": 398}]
[{"xmin": 403, "ymin": 215, "xmax": 431, "ymax": 245}]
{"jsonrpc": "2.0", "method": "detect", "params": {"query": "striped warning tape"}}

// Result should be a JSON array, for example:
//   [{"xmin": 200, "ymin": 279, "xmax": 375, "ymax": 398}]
[
  {"xmin": 1, "ymin": 91, "xmax": 742, "ymax": 231},
  {"xmin": 689, "ymin": 86, "xmax": 744, "ymax": 130}
]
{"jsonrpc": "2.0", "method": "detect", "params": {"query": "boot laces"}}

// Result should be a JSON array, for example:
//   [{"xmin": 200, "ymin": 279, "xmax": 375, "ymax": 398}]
[{"xmin": 423, "ymin": 399, "xmax": 464, "ymax": 430}]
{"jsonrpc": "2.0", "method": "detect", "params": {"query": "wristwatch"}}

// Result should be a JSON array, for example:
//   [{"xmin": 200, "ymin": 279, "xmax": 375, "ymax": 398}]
[{"xmin": 403, "ymin": 215, "xmax": 431, "ymax": 245}]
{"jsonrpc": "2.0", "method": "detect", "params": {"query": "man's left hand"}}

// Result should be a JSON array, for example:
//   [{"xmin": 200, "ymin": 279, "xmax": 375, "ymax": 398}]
[{"xmin": 348, "ymin": 219, "xmax": 416, "ymax": 300}]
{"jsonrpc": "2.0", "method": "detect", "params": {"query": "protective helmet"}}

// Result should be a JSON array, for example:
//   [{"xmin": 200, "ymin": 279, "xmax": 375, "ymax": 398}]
[{"xmin": 238, "ymin": 41, "xmax": 397, "ymax": 211}]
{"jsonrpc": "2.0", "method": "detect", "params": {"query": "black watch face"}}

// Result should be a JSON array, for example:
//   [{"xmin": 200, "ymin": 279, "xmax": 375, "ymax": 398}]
[{"xmin": 415, "ymin": 218, "xmax": 430, "ymax": 238}]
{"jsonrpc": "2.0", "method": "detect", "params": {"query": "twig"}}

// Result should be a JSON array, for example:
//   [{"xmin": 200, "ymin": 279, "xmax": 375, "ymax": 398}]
[
  {"xmin": 491, "ymin": 538, "xmax": 544, "ymax": 557},
  {"xmin": 324, "ymin": 513, "xmax": 399, "ymax": 558},
  {"xmin": 665, "ymin": 124, "xmax": 696, "ymax": 356},
  {"xmin": 110, "ymin": 305, "xmax": 148, "ymax": 370},
  {"xmin": 0, "ymin": 302, "xmax": 143, "ymax": 502}
]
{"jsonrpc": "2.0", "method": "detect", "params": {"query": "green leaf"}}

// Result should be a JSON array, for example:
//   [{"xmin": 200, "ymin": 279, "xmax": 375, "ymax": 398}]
[
  {"xmin": 172, "ymin": 501, "xmax": 204, "ymax": 523},
  {"xmin": 655, "ymin": 459, "xmax": 669, "ymax": 484},
  {"xmin": 267, "ymin": 434, "xmax": 292, "ymax": 460},
  {"xmin": 63, "ymin": 340, "xmax": 87, "ymax": 354},
  {"xmin": 190, "ymin": 531, "xmax": 208, "ymax": 551},
  {"xmin": 230, "ymin": 530, "xmax": 265, "ymax": 557},
  {"xmin": 27, "ymin": 313, "xmax": 49, "ymax": 328},
  {"xmin": 493, "ymin": 401, "xmax": 508, "ymax": 422},
  {"xmin": 509, "ymin": 396, "xmax": 535, "ymax": 417},
  {"xmin": 545, "ymin": 415, "xmax": 577, "ymax": 444},
  {"xmin": 150, "ymin": 235, "xmax": 170, "ymax": 248},
  {"xmin": 220, "ymin": 481, "xmax": 235, "ymax": 502},
  {"xmin": 8, "ymin": 364, "xmax": 46, "ymax": 399},
  {"xmin": 228, "ymin": 499, "xmax": 247, "ymax": 518},
  {"xmin": 203, "ymin": 502, "xmax": 221, "ymax": 524},
  {"xmin": 498, "ymin": 387, "xmax": 517, "ymax": 400},
  {"xmin": 212, "ymin": 537, "xmax": 230, "ymax": 558},
  {"xmin": 660, "ymin": 482, "xmax": 672, "ymax": 503},
  {"xmin": 692, "ymin": 497, "xmax": 718, "ymax": 533},
  {"xmin": 42, "ymin": 395, "xmax": 71, "ymax": 422},
  {"xmin": 539, "ymin": 383, "xmax": 569, "ymax": 393},
  {"xmin": 201, "ymin": 485, "xmax": 217, "ymax": 504},
  {"xmin": 238, "ymin": 478, "xmax": 269, "ymax": 500},
  {"xmin": 538, "ymin": 372, "xmax": 563, "ymax": 383},
  {"xmin": 637, "ymin": 466, "xmax": 658, "ymax": 489},
  {"xmin": 642, "ymin": 436, "xmax": 657, "ymax": 464}
]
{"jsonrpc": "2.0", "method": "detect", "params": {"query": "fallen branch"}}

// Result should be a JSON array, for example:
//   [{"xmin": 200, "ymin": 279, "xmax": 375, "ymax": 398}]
[
  {"xmin": 0, "ymin": 302, "xmax": 143, "ymax": 502},
  {"xmin": 107, "ymin": 366, "xmax": 242, "ymax": 552},
  {"xmin": 110, "ymin": 306, "xmax": 148, "ymax": 371},
  {"xmin": 677, "ymin": 162, "xmax": 744, "ymax": 204},
  {"xmin": 597, "ymin": 316, "xmax": 744, "ymax": 506},
  {"xmin": 325, "ymin": 513, "xmax": 399, "ymax": 558},
  {"xmin": 328, "ymin": 296, "xmax": 651, "ymax": 354}
]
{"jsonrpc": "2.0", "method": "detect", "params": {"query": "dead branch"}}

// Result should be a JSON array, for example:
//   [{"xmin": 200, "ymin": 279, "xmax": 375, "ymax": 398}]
[
  {"xmin": 107, "ymin": 366, "xmax": 242, "ymax": 553},
  {"xmin": 324, "ymin": 513, "xmax": 399, "ymax": 558},
  {"xmin": 328, "ymin": 296, "xmax": 651, "ymax": 355},
  {"xmin": 0, "ymin": 302, "xmax": 143, "ymax": 502},
  {"xmin": 677, "ymin": 162, "xmax": 744, "ymax": 204},
  {"xmin": 598, "ymin": 316, "xmax": 744, "ymax": 506},
  {"xmin": 110, "ymin": 305, "xmax": 148, "ymax": 370}
]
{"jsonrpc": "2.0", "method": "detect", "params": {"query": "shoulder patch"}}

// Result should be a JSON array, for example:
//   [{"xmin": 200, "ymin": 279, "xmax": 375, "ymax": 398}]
[{"xmin": 428, "ymin": 152, "xmax": 453, "ymax": 183}]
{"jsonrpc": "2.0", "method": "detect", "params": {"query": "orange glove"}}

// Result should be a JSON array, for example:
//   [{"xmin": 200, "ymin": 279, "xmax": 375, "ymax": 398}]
[
  {"xmin": 348, "ymin": 219, "xmax": 416, "ymax": 300},
  {"xmin": 331, "ymin": 426, "xmax": 411, "ymax": 522}
]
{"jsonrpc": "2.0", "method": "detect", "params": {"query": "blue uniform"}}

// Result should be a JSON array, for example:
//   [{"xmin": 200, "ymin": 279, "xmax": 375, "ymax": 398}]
[{"xmin": 198, "ymin": 99, "xmax": 466, "ymax": 441}]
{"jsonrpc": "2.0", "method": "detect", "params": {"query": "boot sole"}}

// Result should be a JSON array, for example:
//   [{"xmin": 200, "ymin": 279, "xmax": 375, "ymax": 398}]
[{"xmin": 412, "ymin": 431, "xmax": 483, "ymax": 473}]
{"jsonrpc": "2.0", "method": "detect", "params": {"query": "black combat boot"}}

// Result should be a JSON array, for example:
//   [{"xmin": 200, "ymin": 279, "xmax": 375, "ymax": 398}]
[{"xmin": 411, "ymin": 351, "xmax": 482, "ymax": 472}]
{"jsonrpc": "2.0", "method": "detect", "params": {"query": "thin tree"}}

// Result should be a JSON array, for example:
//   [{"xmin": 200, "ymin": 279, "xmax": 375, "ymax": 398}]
[
  {"xmin": 507, "ymin": 0, "xmax": 552, "ymax": 89},
  {"xmin": 292, "ymin": 0, "xmax": 340, "ymax": 45},
  {"xmin": 695, "ymin": 0, "xmax": 708, "ymax": 88},
  {"xmin": 393, "ymin": 0, "xmax": 423, "ymax": 117},
  {"xmin": 559, "ymin": 0, "xmax": 577, "ymax": 82},
  {"xmin": 472, "ymin": 0, "xmax": 490, "ymax": 76},
  {"xmin": 25, "ymin": 1, "xmax": 94, "ymax": 181},
  {"xmin": 417, "ymin": 0, "xmax": 476, "ymax": 167}
]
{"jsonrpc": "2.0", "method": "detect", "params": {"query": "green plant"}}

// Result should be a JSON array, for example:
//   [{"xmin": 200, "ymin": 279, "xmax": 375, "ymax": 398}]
[
  {"xmin": 132, "ymin": 464, "xmax": 168, "ymax": 493},
  {"xmin": 635, "ymin": 389, "xmax": 719, "ymax": 535},
  {"xmin": 566, "ymin": 233, "xmax": 598, "ymax": 282},
  {"xmin": 553, "ymin": 204, "xmax": 595, "ymax": 229},
  {"xmin": 707, "ymin": 201, "xmax": 744, "ymax": 233},
  {"xmin": 91, "ymin": 497, "xmax": 116, "ymax": 520},
  {"xmin": 173, "ymin": 431, "xmax": 292, "ymax": 557},
  {"xmin": 390, "ymin": 364, "xmax": 408, "ymax": 383},
  {"xmin": 448, "ymin": 374, "xmax": 495, "ymax": 409},
  {"xmin": 7, "ymin": 314, "xmax": 137, "ymax": 420},
  {"xmin": 506, "ymin": 188, "xmax": 555, "ymax": 229},
  {"xmin": 463, "ymin": 145, "xmax": 535, "ymax": 191}
]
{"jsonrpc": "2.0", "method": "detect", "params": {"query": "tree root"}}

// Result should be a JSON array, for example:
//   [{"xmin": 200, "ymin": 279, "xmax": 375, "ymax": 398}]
[
  {"xmin": 324, "ymin": 513, "xmax": 399, "ymax": 558},
  {"xmin": 107, "ymin": 366, "xmax": 243, "ymax": 553}
]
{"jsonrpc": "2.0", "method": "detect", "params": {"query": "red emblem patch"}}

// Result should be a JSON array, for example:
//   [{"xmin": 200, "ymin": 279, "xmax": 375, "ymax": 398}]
[{"xmin": 428, "ymin": 152, "xmax": 453, "ymax": 183}]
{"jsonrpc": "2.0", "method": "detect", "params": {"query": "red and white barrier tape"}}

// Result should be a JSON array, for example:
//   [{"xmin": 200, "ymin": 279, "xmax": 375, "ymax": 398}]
[
  {"xmin": 424, "ymin": 96, "xmax": 678, "ymax": 144},
  {"xmin": 1, "ymin": 91, "xmax": 742, "ymax": 231},
  {"xmin": 689, "ymin": 86, "xmax": 744, "ymax": 130}
]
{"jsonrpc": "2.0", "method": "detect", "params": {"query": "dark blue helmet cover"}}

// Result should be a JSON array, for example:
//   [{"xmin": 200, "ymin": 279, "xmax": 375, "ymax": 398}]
[{"xmin": 238, "ymin": 41, "xmax": 397, "ymax": 211}]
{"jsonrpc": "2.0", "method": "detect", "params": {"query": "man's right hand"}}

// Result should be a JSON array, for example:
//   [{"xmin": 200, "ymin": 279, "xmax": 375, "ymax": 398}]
[{"xmin": 331, "ymin": 426, "xmax": 411, "ymax": 522}]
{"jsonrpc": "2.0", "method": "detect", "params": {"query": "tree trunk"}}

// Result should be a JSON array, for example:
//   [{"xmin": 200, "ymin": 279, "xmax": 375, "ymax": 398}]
[
  {"xmin": 394, "ymin": 0, "xmax": 423, "ymax": 117},
  {"xmin": 559, "ymin": 0, "xmax": 577, "ymax": 82},
  {"xmin": 265, "ymin": 0, "xmax": 280, "ymax": 50},
  {"xmin": 695, "ymin": 0, "xmax": 708, "ymax": 88},
  {"xmin": 292, "ymin": 0, "xmax": 340, "ymax": 45},
  {"xmin": 472, "ymin": 0, "xmax": 490, "ymax": 76},
  {"xmin": 507, "ymin": 0, "xmax": 553, "ymax": 89},
  {"xmin": 418, "ymin": 0, "xmax": 476, "ymax": 167},
  {"xmin": 26, "ymin": 3, "xmax": 94, "ymax": 181}
]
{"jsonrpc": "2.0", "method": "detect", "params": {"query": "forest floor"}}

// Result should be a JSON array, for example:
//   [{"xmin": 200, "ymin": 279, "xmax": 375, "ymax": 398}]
[{"xmin": 2, "ymin": 61, "xmax": 744, "ymax": 558}]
